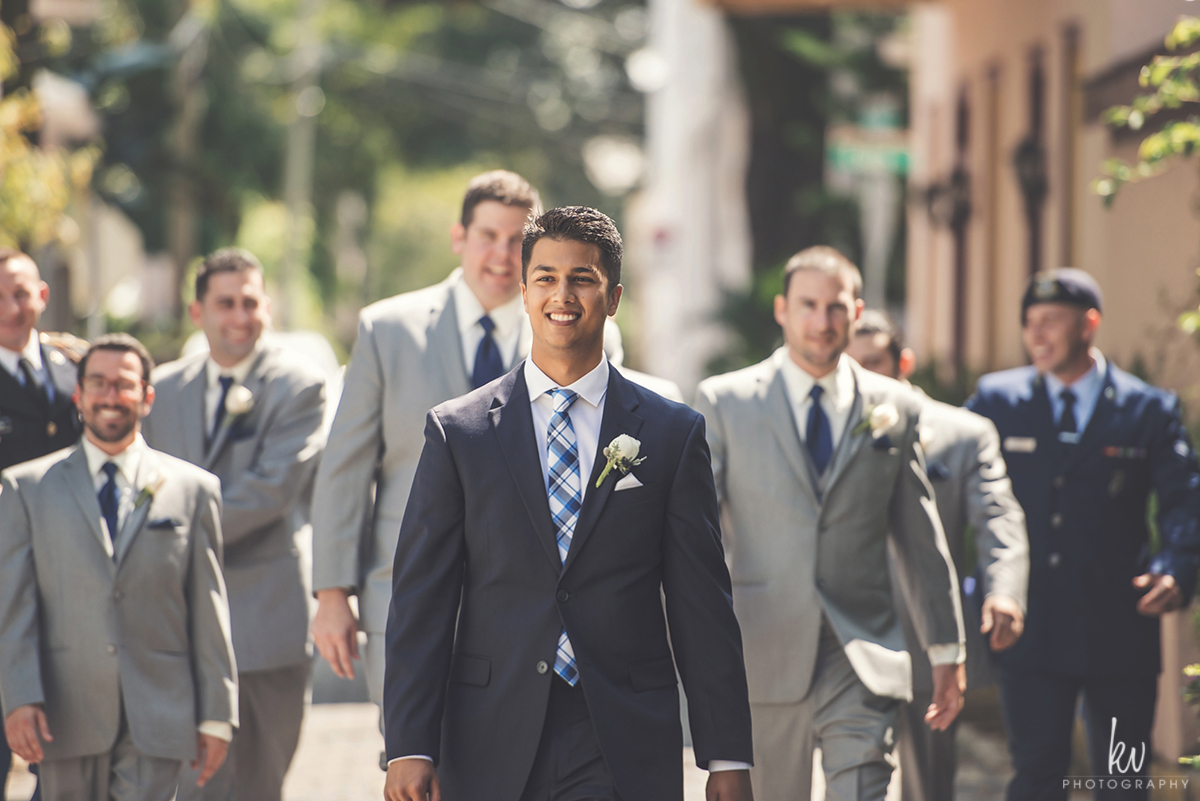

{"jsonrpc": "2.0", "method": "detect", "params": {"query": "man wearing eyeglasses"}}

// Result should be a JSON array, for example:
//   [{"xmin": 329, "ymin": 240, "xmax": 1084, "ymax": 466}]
[{"xmin": 0, "ymin": 333, "xmax": 238, "ymax": 801}]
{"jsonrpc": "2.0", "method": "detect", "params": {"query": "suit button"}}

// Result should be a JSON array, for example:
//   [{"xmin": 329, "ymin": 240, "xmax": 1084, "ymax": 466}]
[
  {"xmin": 1051, "ymin": 513, "xmax": 1064, "ymax": 528},
  {"xmin": 107, "ymin": 645, "xmax": 117, "ymax": 655},
  {"xmin": 536, "ymin": 661, "xmax": 549, "ymax": 674},
  {"xmin": 46, "ymin": 422, "xmax": 57, "ymax": 437},
  {"xmin": 557, "ymin": 590, "xmax": 570, "ymax": 602},
  {"xmin": 1048, "ymin": 552, "xmax": 1062, "ymax": 568},
  {"xmin": 113, "ymin": 590, "xmax": 123, "ymax": 601},
  {"xmin": 1053, "ymin": 475, "xmax": 1065, "ymax": 489}
]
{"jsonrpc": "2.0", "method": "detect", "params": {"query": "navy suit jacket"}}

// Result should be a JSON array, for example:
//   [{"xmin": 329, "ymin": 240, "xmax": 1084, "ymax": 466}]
[
  {"xmin": 968, "ymin": 362, "xmax": 1200, "ymax": 676},
  {"xmin": 383, "ymin": 365, "xmax": 753, "ymax": 801},
  {"xmin": 0, "ymin": 339, "xmax": 81, "ymax": 472}
]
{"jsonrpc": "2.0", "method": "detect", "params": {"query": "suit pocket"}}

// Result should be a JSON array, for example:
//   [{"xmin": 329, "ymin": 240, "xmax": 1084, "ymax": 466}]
[
  {"xmin": 628, "ymin": 655, "xmax": 677, "ymax": 692},
  {"xmin": 449, "ymin": 653, "xmax": 491, "ymax": 687}
]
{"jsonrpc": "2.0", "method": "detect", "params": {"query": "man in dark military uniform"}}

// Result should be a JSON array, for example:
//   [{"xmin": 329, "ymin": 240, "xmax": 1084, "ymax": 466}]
[
  {"xmin": 0, "ymin": 249, "xmax": 83, "ymax": 472},
  {"xmin": 968, "ymin": 269, "xmax": 1200, "ymax": 801},
  {"xmin": 0, "ymin": 248, "xmax": 84, "ymax": 798}
]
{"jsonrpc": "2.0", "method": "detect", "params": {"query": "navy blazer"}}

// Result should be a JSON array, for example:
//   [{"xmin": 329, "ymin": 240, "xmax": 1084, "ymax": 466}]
[
  {"xmin": 0, "ymin": 340, "xmax": 81, "ymax": 472},
  {"xmin": 967, "ymin": 362, "xmax": 1200, "ymax": 677},
  {"xmin": 383, "ymin": 365, "xmax": 753, "ymax": 801}
]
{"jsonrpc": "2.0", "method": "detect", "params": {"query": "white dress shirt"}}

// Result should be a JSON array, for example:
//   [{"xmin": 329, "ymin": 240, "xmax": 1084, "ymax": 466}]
[
  {"xmin": 1043, "ymin": 349, "xmax": 1107, "ymax": 438},
  {"xmin": 0, "ymin": 329, "xmax": 54, "ymax": 401},
  {"xmin": 777, "ymin": 349, "xmax": 963, "ymax": 667},
  {"xmin": 79, "ymin": 433, "xmax": 233, "ymax": 742},
  {"xmin": 393, "ymin": 355, "xmax": 747, "ymax": 772},
  {"xmin": 204, "ymin": 346, "xmax": 261, "ymax": 434},
  {"xmin": 453, "ymin": 277, "xmax": 524, "ymax": 376}
]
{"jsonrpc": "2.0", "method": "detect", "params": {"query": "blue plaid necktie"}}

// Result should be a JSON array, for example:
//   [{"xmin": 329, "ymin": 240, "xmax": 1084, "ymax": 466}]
[
  {"xmin": 211, "ymin": 375, "xmax": 234, "ymax": 439},
  {"xmin": 472, "ymin": 315, "xmax": 505, "ymax": 389},
  {"xmin": 807, "ymin": 384, "xmax": 833, "ymax": 475},
  {"xmin": 546, "ymin": 388, "xmax": 581, "ymax": 686},
  {"xmin": 98, "ymin": 462, "xmax": 120, "ymax": 559}
]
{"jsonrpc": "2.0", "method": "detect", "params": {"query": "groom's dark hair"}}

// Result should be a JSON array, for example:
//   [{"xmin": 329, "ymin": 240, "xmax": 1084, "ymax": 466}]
[{"xmin": 521, "ymin": 206, "xmax": 623, "ymax": 290}]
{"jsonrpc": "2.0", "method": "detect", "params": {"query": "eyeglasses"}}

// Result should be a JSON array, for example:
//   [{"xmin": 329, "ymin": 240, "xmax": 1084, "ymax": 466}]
[{"xmin": 80, "ymin": 376, "xmax": 145, "ymax": 397}]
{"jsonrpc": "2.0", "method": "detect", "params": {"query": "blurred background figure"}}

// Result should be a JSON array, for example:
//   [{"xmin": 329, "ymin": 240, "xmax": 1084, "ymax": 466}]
[
  {"xmin": 846, "ymin": 309, "xmax": 1028, "ymax": 801},
  {"xmin": 969, "ymin": 270, "xmax": 1200, "ymax": 800},
  {"xmin": 143, "ymin": 249, "xmax": 326, "ymax": 801}
]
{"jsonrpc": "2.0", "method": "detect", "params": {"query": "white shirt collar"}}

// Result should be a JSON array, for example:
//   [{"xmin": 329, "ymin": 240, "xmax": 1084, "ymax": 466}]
[
  {"xmin": 453, "ymin": 274, "xmax": 524, "ymax": 343},
  {"xmin": 0, "ymin": 329, "xmax": 41, "ymax": 377},
  {"xmin": 524, "ymin": 355, "xmax": 610, "ymax": 410},
  {"xmin": 81, "ymin": 433, "xmax": 147, "ymax": 485},
  {"xmin": 775, "ymin": 348, "xmax": 856, "ymax": 413},
  {"xmin": 205, "ymin": 343, "xmax": 262, "ymax": 390}
]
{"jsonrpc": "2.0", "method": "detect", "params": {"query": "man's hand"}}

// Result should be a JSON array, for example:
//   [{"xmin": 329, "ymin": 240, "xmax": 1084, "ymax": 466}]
[
  {"xmin": 981, "ymin": 594, "xmax": 1025, "ymax": 651},
  {"xmin": 1134, "ymin": 573, "xmax": 1183, "ymax": 617},
  {"xmin": 192, "ymin": 733, "xmax": 229, "ymax": 787},
  {"xmin": 313, "ymin": 587, "xmax": 360, "ymax": 679},
  {"xmin": 706, "ymin": 769, "xmax": 753, "ymax": 801},
  {"xmin": 385, "ymin": 758, "xmax": 441, "ymax": 801},
  {"xmin": 4, "ymin": 704, "xmax": 52, "ymax": 763},
  {"xmin": 925, "ymin": 663, "xmax": 965, "ymax": 731}
]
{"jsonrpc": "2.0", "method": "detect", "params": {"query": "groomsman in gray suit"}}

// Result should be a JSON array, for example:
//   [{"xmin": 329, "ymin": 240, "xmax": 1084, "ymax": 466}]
[
  {"xmin": 695, "ymin": 247, "xmax": 966, "ymax": 801},
  {"xmin": 311, "ymin": 170, "xmax": 539, "ymax": 717},
  {"xmin": 846, "ymin": 310, "xmax": 1029, "ymax": 801},
  {"xmin": 0, "ymin": 334, "xmax": 237, "ymax": 801},
  {"xmin": 143, "ymin": 249, "xmax": 326, "ymax": 801}
]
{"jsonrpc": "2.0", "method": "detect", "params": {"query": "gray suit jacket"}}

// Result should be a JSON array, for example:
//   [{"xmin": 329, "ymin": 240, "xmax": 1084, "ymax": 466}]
[
  {"xmin": 695, "ymin": 354, "xmax": 964, "ymax": 702},
  {"xmin": 143, "ymin": 344, "xmax": 326, "ymax": 672},
  {"xmin": 893, "ymin": 397, "xmax": 1029, "ymax": 694},
  {"xmin": 0, "ymin": 445, "xmax": 237, "ymax": 761},
  {"xmin": 311, "ymin": 271, "xmax": 532, "ymax": 632}
]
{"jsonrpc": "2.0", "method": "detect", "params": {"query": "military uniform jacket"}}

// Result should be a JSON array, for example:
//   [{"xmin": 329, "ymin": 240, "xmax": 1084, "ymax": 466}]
[
  {"xmin": 0, "ymin": 334, "xmax": 82, "ymax": 471},
  {"xmin": 968, "ymin": 362, "xmax": 1200, "ymax": 676}
]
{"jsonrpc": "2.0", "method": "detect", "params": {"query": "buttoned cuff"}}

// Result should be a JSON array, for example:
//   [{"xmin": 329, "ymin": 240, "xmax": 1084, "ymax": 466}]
[
  {"xmin": 927, "ymin": 643, "xmax": 965, "ymax": 666},
  {"xmin": 198, "ymin": 721, "xmax": 233, "ymax": 742},
  {"xmin": 708, "ymin": 760, "xmax": 752, "ymax": 772},
  {"xmin": 387, "ymin": 755, "xmax": 433, "ymax": 767}
]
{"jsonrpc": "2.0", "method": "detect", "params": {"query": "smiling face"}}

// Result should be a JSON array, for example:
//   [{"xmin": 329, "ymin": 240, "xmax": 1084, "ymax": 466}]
[
  {"xmin": 522, "ymin": 237, "xmax": 621, "ymax": 372},
  {"xmin": 453, "ymin": 200, "xmax": 531, "ymax": 312},
  {"xmin": 0, "ymin": 255, "xmax": 48, "ymax": 353},
  {"xmin": 1022, "ymin": 302, "xmax": 1098, "ymax": 380},
  {"xmin": 189, "ymin": 269, "xmax": 271, "ymax": 367},
  {"xmin": 74, "ymin": 349, "xmax": 154, "ymax": 450},
  {"xmin": 774, "ymin": 269, "xmax": 863, "ymax": 377}
]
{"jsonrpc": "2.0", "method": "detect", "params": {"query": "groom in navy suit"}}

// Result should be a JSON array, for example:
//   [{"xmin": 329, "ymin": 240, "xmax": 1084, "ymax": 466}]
[{"xmin": 382, "ymin": 206, "xmax": 754, "ymax": 801}]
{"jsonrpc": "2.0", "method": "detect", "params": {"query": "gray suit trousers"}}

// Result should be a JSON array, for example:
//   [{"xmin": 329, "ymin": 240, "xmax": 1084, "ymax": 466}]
[
  {"xmin": 40, "ymin": 712, "xmax": 180, "ymax": 801},
  {"xmin": 895, "ymin": 691, "xmax": 956, "ymax": 801},
  {"xmin": 176, "ymin": 661, "xmax": 310, "ymax": 801},
  {"xmin": 751, "ymin": 621, "xmax": 898, "ymax": 801}
]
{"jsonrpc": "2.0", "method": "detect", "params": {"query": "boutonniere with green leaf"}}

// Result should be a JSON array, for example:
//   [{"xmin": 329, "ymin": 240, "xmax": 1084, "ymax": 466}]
[
  {"xmin": 596, "ymin": 434, "xmax": 647, "ymax": 488},
  {"xmin": 225, "ymin": 385, "xmax": 254, "ymax": 419},
  {"xmin": 853, "ymin": 402, "xmax": 900, "ymax": 440},
  {"xmin": 135, "ymin": 472, "xmax": 167, "ymax": 509}
]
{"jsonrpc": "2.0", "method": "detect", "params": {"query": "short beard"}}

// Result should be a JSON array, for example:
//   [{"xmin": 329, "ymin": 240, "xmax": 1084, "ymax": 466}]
[{"xmin": 84, "ymin": 409, "xmax": 136, "ymax": 443}]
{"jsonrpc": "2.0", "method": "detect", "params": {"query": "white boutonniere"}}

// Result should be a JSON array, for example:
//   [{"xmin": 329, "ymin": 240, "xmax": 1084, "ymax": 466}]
[
  {"xmin": 853, "ymin": 402, "xmax": 900, "ymax": 439},
  {"xmin": 596, "ymin": 434, "xmax": 647, "ymax": 489},
  {"xmin": 135, "ymin": 471, "xmax": 166, "ymax": 509},
  {"xmin": 225, "ymin": 385, "xmax": 254, "ymax": 418}
]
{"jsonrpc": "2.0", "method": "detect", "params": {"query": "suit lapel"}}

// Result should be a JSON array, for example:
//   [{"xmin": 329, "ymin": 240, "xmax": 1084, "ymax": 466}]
[
  {"xmin": 760, "ymin": 368, "xmax": 821, "ymax": 506},
  {"xmin": 61, "ymin": 447, "xmax": 115, "ymax": 567},
  {"xmin": 562, "ymin": 371, "xmax": 644, "ymax": 575},
  {"xmin": 0, "ymin": 362, "xmax": 39, "ymax": 417},
  {"xmin": 41, "ymin": 343, "xmax": 77, "ymax": 411},
  {"xmin": 490, "ymin": 372, "xmax": 562, "ymax": 573},
  {"xmin": 431, "ymin": 281, "xmax": 472, "ymax": 399},
  {"xmin": 204, "ymin": 349, "xmax": 268, "ymax": 470},
  {"xmin": 115, "ymin": 450, "xmax": 159, "ymax": 566},
  {"xmin": 179, "ymin": 359, "xmax": 207, "ymax": 465}
]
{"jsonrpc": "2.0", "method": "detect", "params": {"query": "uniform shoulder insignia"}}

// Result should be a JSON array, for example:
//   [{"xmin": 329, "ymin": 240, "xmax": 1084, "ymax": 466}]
[{"xmin": 39, "ymin": 332, "xmax": 89, "ymax": 364}]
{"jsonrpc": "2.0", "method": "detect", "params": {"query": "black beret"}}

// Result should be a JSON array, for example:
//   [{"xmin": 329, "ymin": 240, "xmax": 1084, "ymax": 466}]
[{"xmin": 1021, "ymin": 269, "xmax": 1103, "ymax": 320}]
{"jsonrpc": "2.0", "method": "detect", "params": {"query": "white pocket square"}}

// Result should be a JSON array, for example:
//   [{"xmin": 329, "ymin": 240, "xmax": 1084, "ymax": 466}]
[{"xmin": 613, "ymin": 473, "xmax": 644, "ymax": 491}]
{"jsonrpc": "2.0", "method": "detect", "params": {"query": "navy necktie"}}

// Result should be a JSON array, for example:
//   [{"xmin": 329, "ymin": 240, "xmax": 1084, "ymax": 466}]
[
  {"xmin": 212, "ymin": 376, "xmax": 234, "ymax": 439},
  {"xmin": 471, "ymin": 315, "xmax": 505, "ymax": 389},
  {"xmin": 1059, "ymin": 389, "xmax": 1077, "ymax": 434},
  {"xmin": 807, "ymin": 384, "xmax": 833, "ymax": 475},
  {"xmin": 98, "ymin": 462, "xmax": 120, "ymax": 557},
  {"xmin": 18, "ymin": 358, "xmax": 48, "ymax": 406}
]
